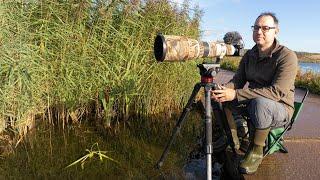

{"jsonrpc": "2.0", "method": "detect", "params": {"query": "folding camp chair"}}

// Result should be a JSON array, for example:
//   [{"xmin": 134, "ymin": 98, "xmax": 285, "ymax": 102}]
[{"xmin": 263, "ymin": 88, "xmax": 309, "ymax": 157}]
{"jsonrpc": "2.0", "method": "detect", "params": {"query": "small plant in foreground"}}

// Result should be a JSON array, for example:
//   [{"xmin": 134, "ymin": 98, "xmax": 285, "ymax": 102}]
[{"xmin": 66, "ymin": 143, "xmax": 119, "ymax": 169}]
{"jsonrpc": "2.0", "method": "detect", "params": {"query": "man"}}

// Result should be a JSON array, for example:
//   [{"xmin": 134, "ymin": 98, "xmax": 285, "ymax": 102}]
[{"xmin": 211, "ymin": 12, "xmax": 298, "ymax": 174}]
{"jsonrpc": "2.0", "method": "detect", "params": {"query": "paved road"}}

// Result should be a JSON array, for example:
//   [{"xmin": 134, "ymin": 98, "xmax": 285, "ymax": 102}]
[{"xmin": 215, "ymin": 70, "xmax": 320, "ymax": 180}]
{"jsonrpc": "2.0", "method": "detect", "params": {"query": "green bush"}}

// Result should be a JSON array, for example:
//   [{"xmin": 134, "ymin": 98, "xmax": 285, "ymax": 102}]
[
  {"xmin": 220, "ymin": 56, "xmax": 241, "ymax": 72},
  {"xmin": 295, "ymin": 70, "xmax": 320, "ymax": 94}
]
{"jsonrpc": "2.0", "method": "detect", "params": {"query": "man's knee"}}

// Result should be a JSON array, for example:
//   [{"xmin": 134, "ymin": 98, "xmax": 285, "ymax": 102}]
[
  {"xmin": 249, "ymin": 97, "xmax": 273, "ymax": 110},
  {"xmin": 248, "ymin": 97, "xmax": 274, "ymax": 129}
]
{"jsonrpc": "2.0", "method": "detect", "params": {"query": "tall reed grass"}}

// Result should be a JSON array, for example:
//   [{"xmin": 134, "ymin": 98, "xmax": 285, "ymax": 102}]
[{"xmin": 0, "ymin": 0, "xmax": 203, "ymax": 134}]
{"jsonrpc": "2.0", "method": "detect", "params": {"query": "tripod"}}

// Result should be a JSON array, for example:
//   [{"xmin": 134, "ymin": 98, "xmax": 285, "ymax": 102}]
[{"xmin": 155, "ymin": 62, "xmax": 238, "ymax": 180}]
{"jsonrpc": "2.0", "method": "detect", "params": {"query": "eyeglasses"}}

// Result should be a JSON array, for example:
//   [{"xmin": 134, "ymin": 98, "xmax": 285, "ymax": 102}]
[{"xmin": 251, "ymin": 25, "xmax": 276, "ymax": 32}]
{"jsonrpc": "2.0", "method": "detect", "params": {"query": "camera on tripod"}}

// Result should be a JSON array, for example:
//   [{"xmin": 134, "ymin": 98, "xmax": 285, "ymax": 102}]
[
  {"xmin": 154, "ymin": 31, "xmax": 244, "ymax": 62},
  {"xmin": 153, "ymin": 32, "xmax": 244, "ymax": 179},
  {"xmin": 154, "ymin": 31, "xmax": 244, "ymax": 81}
]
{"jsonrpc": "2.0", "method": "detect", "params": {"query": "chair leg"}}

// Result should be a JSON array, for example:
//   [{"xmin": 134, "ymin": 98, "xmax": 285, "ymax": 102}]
[
  {"xmin": 279, "ymin": 143, "xmax": 288, "ymax": 153},
  {"xmin": 264, "ymin": 132, "xmax": 288, "ymax": 157},
  {"xmin": 263, "ymin": 136, "xmax": 269, "ymax": 154}
]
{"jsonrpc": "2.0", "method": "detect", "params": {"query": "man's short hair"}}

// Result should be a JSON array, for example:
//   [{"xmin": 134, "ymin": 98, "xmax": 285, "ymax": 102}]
[{"xmin": 256, "ymin": 12, "xmax": 279, "ymax": 27}]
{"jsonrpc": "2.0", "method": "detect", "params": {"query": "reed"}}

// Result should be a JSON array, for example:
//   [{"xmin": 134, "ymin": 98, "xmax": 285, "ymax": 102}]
[
  {"xmin": 0, "ymin": 0, "xmax": 203, "ymax": 134},
  {"xmin": 0, "ymin": 113, "xmax": 203, "ymax": 178}
]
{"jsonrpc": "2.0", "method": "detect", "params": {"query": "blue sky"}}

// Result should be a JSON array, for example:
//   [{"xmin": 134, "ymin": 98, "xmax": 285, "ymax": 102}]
[{"xmin": 173, "ymin": 0, "xmax": 320, "ymax": 53}]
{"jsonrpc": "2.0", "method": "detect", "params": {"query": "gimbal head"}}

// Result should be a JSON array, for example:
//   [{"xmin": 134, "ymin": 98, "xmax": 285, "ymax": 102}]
[{"xmin": 198, "ymin": 63, "xmax": 220, "ymax": 79}]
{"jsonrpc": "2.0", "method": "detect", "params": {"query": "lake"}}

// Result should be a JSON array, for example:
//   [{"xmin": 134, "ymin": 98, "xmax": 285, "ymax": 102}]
[{"xmin": 299, "ymin": 62, "xmax": 320, "ymax": 74}]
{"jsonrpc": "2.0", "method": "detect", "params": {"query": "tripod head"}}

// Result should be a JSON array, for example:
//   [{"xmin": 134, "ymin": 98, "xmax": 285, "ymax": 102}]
[{"xmin": 197, "ymin": 57, "xmax": 222, "ymax": 85}]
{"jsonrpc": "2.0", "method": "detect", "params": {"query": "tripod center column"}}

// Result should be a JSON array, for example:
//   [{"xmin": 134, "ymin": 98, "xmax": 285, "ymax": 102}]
[{"xmin": 204, "ymin": 85, "xmax": 213, "ymax": 180}]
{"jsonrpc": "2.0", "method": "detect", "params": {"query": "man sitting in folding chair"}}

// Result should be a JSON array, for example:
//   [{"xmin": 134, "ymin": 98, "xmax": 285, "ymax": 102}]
[{"xmin": 211, "ymin": 12, "xmax": 298, "ymax": 174}]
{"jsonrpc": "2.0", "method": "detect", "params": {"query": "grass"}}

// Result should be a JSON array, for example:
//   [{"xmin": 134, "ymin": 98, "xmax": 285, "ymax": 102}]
[
  {"xmin": 65, "ymin": 142, "xmax": 120, "ymax": 170},
  {"xmin": 0, "ymin": 0, "xmax": 203, "ymax": 134},
  {"xmin": 221, "ymin": 56, "xmax": 241, "ymax": 72},
  {"xmin": 0, "ymin": 2, "xmax": 208, "ymax": 177},
  {"xmin": 0, "ymin": 112, "xmax": 204, "ymax": 179},
  {"xmin": 295, "ymin": 70, "xmax": 320, "ymax": 94}
]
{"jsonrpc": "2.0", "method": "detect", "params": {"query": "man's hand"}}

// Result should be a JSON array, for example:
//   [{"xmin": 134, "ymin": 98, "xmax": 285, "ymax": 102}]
[{"xmin": 211, "ymin": 85, "xmax": 236, "ymax": 102}]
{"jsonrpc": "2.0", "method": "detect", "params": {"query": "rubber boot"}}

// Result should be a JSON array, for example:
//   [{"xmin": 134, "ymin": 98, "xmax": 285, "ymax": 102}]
[
  {"xmin": 225, "ymin": 108, "xmax": 240, "ymax": 150},
  {"xmin": 240, "ymin": 121, "xmax": 254, "ymax": 153},
  {"xmin": 239, "ymin": 128, "xmax": 270, "ymax": 174}
]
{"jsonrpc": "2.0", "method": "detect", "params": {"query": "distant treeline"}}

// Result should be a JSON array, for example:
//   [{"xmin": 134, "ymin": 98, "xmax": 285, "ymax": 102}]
[
  {"xmin": 242, "ymin": 49, "xmax": 320, "ymax": 62},
  {"xmin": 295, "ymin": 52, "xmax": 320, "ymax": 62},
  {"xmin": 295, "ymin": 51, "xmax": 320, "ymax": 56}
]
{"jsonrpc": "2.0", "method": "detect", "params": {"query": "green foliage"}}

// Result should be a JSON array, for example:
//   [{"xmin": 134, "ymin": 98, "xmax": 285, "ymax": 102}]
[
  {"xmin": 220, "ymin": 56, "xmax": 241, "ymax": 72},
  {"xmin": 0, "ymin": 114, "xmax": 203, "ymax": 178},
  {"xmin": 295, "ymin": 71, "xmax": 320, "ymax": 94},
  {"xmin": 0, "ymin": 0, "xmax": 203, "ymax": 132},
  {"xmin": 66, "ymin": 143, "xmax": 119, "ymax": 169}
]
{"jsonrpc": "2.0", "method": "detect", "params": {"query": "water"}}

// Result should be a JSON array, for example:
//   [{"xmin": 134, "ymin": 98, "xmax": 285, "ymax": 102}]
[
  {"xmin": 0, "ymin": 117, "xmax": 203, "ymax": 179},
  {"xmin": 299, "ymin": 62, "xmax": 320, "ymax": 74}
]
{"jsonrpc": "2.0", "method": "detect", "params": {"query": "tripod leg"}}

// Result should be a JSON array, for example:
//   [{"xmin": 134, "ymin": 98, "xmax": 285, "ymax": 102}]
[
  {"xmin": 156, "ymin": 83, "xmax": 202, "ymax": 169},
  {"xmin": 211, "ymin": 101, "xmax": 237, "ymax": 154},
  {"xmin": 204, "ymin": 85, "xmax": 213, "ymax": 180},
  {"xmin": 211, "ymin": 101, "xmax": 241, "ymax": 179}
]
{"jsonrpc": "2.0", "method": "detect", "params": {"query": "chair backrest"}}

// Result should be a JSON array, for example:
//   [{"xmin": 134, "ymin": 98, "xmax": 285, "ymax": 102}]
[
  {"xmin": 288, "ymin": 88, "xmax": 309, "ymax": 130},
  {"xmin": 291, "ymin": 102, "xmax": 303, "ymax": 122}
]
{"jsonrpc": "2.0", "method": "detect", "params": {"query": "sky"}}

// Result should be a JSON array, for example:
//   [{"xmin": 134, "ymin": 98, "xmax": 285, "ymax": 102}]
[{"xmin": 172, "ymin": 0, "xmax": 320, "ymax": 53}]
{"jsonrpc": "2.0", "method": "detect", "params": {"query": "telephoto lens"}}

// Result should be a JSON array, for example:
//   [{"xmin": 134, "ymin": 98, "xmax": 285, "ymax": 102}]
[{"xmin": 154, "ymin": 34, "xmax": 238, "ymax": 62}]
